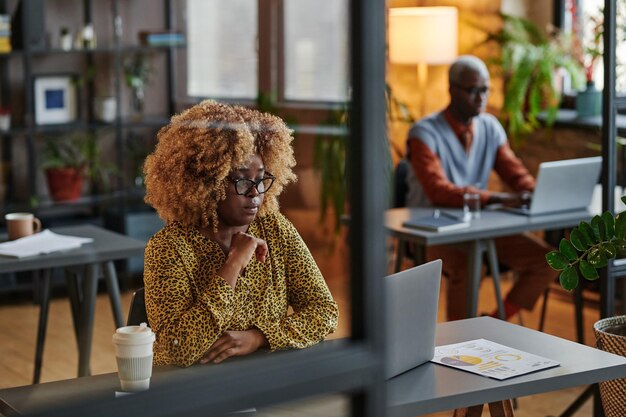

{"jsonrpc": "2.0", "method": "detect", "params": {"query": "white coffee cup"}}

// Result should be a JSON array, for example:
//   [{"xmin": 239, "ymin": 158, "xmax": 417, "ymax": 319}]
[
  {"xmin": 5, "ymin": 212, "xmax": 42, "ymax": 240},
  {"xmin": 112, "ymin": 323, "xmax": 155, "ymax": 392}
]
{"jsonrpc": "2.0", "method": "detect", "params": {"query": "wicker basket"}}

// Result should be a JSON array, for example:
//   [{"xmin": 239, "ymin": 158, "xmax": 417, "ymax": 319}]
[{"xmin": 593, "ymin": 315, "xmax": 626, "ymax": 417}]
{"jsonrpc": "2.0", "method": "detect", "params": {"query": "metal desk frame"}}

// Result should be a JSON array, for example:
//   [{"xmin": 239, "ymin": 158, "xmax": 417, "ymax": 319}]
[
  {"xmin": 0, "ymin": 225, "xmax": 145, "ymax": 383},
  {"xmin": 386, "ymin": 207, "xmax": 593, "ymax": 318}
]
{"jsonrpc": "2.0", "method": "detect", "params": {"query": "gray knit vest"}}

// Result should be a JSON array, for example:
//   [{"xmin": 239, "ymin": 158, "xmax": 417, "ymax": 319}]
[{"xmin": 405, "ymin": 111, "xmax": 507, "ymax": 207}]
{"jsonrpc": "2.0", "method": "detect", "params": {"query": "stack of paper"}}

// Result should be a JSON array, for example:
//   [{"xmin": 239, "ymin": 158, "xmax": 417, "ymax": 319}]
[{"xmin": 0, "ymin": 230, "xmax": 93, "ymax": 258}]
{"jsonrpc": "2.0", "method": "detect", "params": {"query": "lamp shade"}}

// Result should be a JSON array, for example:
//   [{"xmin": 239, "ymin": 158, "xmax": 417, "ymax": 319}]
[{"xmin": 389, "ymin": 7, "xmax": 458, "ymax": 65}]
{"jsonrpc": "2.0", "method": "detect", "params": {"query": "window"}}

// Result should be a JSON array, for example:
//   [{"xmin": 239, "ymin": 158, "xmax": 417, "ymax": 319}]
[
  {"xmin": 186, "ymin": 0, "xmax": 350, "ymax": 103},
  {"xmin": 31, "ymin": 1, "xmax": 387, "ymax": 415},
  {"xmin": 283, "ymin": 0, "xmax": 350, "ymax": 102},
  {"xmin": 187, "ymin": 0, "xmax": 258, "ymax": 99},
  {"xmin": 562, "ymin": 0, "xmax": 626, "ymax": 92}
]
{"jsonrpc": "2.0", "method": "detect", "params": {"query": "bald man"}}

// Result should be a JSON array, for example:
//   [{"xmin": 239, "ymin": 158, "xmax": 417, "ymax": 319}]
[{"xmin": 405, "ymin": 55, "xmax": 556, "ymax": 321}]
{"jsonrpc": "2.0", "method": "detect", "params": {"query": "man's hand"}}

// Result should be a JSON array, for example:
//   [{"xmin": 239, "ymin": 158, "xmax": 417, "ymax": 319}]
[
  {"xmin": 200, "ymin": 329, "xmax": 268, "ymax": 364},
  {"xmin": 488, "ymin": 191, "xmax": 532, "ymax": 208}
]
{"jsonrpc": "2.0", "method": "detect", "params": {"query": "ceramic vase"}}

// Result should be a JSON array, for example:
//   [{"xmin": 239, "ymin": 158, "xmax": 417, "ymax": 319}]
[{"xmin": 576, "ymin": 81, "xmax": 601, "ymax": 117}]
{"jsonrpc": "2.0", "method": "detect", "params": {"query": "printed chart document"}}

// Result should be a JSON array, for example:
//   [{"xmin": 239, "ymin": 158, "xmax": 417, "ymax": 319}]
[{"xmin": 431, "ymin": 338, "xmax": 560, "ymax": 380}]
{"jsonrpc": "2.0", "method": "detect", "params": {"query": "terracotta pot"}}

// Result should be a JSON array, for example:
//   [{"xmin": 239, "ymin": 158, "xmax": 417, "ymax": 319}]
[
  {"xmin": 45, "ymin": 167, "xmax": 84, "ymax": 202},
  {"xmin": 593, "ymin": 315, "xmax": 626, "ymax": 417}
]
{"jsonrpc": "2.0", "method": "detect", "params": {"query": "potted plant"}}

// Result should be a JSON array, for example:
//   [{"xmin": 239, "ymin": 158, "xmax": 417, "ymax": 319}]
[
  {"xmin": 41, "ymin": 132, "xmax": 117, "ymax": 202},
  {"xmin": 124, "ymin": 53, "xmax": 153, "ymax": 120},
  {"xmin": 572, "ymin": 5, "xmax": 604, "ymax": 117},
  {"xmin": 545, "ymin": 202, "xmax": 626, "ymax": 417},
  {"xmin": 312, "ymin": 85, "xmax": 408, "ymax": 234},
  {"xmin": 477, "ymin": 14, "xmax": 584, "ymax": 146}
]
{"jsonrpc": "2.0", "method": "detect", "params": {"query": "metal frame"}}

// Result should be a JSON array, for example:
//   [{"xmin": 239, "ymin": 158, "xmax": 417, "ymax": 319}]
[
  {"xmin": 601, "ymin": 0, "xmax": 622, "ymax": 320},
  {"xmin": 31, "ymin": 0, "xmax": 387, "ymax": 415},
  {"xmin": 550, "ymin": 2, "xmax": 622, "ymax": 416}
]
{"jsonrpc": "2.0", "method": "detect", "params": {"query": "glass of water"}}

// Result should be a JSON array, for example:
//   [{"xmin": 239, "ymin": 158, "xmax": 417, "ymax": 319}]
[{"xmin": 463, "ymin": 188, "xmax": 481, "ymax": 220}]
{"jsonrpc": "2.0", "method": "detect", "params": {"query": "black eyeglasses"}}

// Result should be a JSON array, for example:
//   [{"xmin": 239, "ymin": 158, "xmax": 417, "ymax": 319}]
[
  {"xmin": 452, "ymin": 84, "xmax": 490, "ymax": 97},
  {"xmin": 229, "ymin": 173, "xmax": 275, "ymax": 195}
]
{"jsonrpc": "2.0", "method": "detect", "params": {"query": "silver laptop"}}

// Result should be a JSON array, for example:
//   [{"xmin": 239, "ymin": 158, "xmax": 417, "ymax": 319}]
[
  {"xmin": 385, "ymin": 259, "xmax": 442, "ymax": 379},
  {"xmin": 507, "ymin": 156, "xmax": 602, "ymax": 216}
]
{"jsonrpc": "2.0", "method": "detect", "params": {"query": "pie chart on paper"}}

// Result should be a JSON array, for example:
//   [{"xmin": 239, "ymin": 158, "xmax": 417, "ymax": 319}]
[{"xmin": 440, "ymin": 355, "xmax": 482, "ymax": 366}]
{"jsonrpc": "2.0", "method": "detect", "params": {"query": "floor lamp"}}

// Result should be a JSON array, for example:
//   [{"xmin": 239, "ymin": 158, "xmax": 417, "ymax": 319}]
[{"xmin": 389, "ymin": 7, "xmax": 458, "ymax": 118}]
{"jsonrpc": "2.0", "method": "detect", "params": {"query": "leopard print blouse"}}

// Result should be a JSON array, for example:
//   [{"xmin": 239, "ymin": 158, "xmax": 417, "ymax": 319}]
[{"xmin": 143, "ymin": 212, "xmax": 339, "ymax": 367}]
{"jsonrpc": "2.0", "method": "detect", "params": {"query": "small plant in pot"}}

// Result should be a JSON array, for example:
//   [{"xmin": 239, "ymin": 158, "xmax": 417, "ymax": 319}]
[
  {"xmin": 545, "ymin": 200, "xmax": 626, "ymax": 417},
  {"xmin": 41, "ymin": 132, "xmax": 117, "ymax": 202}
]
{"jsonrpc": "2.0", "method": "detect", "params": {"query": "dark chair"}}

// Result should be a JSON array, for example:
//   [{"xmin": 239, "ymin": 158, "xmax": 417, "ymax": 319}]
[
  {"xmin": 127, "ymin": 287, "xmax": 149, "ymax": 326},
  {"xmin": 392, "ymin": 160, "xmax": 420, "ymax": 272},
  {"xmin": 393, "ymin": 159, "xmax": 409, "ymax": 208}
]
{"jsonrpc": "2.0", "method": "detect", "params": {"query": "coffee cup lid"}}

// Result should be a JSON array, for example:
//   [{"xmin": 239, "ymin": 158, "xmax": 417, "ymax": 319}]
[{"xmin": 113, "ymin": 322, "xmax": 155, "ymax": 345}]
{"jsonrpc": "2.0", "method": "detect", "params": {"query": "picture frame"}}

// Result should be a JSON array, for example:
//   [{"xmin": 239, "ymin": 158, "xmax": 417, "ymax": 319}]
[{"xmin": 33, "ymin": 75, "xmax": 78, "ymax": 125}]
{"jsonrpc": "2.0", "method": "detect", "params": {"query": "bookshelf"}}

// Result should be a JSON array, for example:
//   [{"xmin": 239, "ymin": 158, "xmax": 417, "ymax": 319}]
[{"xmin": 0, "ymin": 0, "xmax": 183, "ymax": 222}]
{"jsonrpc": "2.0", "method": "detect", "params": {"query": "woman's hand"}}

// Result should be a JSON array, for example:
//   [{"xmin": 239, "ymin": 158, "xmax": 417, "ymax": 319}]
[
  {"xmin": 228, "ymin": 232, "xmax": 268, "ymax": 267},
  {"xmin": 199, "ymin": 329, "xmax": 268, "ymax": 364},
  {"xmin": 218, "ymin": 232, "xmax": 268, "ymax": 287}
]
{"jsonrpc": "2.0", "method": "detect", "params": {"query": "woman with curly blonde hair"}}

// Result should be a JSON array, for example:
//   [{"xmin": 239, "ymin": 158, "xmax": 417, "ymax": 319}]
[{"xmin": 143, "ymin": 100, "xmax": 338, "ymax": 367}]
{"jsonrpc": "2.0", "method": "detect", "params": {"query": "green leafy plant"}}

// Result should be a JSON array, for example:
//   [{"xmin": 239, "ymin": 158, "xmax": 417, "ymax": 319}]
[
  {"xmin": 546, "ymin": 197, "xmax": 626, "ymax": 291},
  {"xmin": 42, "ymin": 134, "xmax": 90, "ymax": 171},
  {"xmin": 478, "ymin": 14, "xmax": 584, "ymax": 145},
  {"xmin": 124, "ymin": 53, "xmax": 152, "ymax": 91},
  {"xmin": 42, "ymin": 132, "xmax": 119, "ymax": 192},
  {"xmin": 312, "ymin": 85, "xmax": 411, "ymax": 233},
  {"xmin": 314, "ymin": 107, "xmax": 348, "ymax": 233},
  {"xmin": 124, "ymin": 53, "xmax": 153, "ymax": 117}
]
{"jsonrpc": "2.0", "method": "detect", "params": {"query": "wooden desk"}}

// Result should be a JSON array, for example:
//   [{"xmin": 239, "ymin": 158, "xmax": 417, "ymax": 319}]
[
  {"xmin": 1, "ymin": 318, "xmax": 624, "ymax": 417},
  {"xmin": 0, "ymin": 225, "xmax": 146, "ymax": 383},
  {"xmin": 386, "ymin": 207, "xmax": 592, "ymax": 318}
]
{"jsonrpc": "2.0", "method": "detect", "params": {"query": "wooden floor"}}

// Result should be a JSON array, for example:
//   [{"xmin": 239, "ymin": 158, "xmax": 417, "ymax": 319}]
[{"xmin": 0, "ymin": 209, "xmax": 608, "ymax": 416}]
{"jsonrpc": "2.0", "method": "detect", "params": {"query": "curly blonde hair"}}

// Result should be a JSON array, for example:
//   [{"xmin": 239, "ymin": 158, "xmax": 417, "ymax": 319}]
[{"xmin": 144, "ymin": 100, "xmax": 297, "ymax": 229}]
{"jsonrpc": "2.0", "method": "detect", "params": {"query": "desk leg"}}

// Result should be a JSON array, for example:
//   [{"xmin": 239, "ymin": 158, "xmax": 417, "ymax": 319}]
[
  {"xmin": 102, "ymin": 261, "xmax": 124, "ymax": 328},
  {"xmin": 395, "ymin": 238, "xmax": 406, "ymax": 273},
  {"xmin": 485, "ymin": 239, "xmax": 505, "ymax": 321},
  {"xmin": 466, "ymin": 241, "xmax": 483, "ymax": 318},
  {"xmin": 454, "ymin": 400, "xmax": 515, "ymax": 417},
  {"xmin": 413, "ymin": 244, "xmax": 425, "ymax": 266},
  {"xmin": 77, "ymin": 264, "xmax": 99, "ymax": 377},
  {"xmin": 453, "ymin": 404, "xmax": 483, "ymax": 417},
  {"xmin": 488, "ymin": 399, "xmax": 514, "ymax": 417},
  {"xmin": 33, "ymin": 269, "xmax": 51, "ymax": 384},
  {"xmin": 573, "ymin": 285, "xmax": 585, "ymax": 344},
  {"xmin": 65, "ymin": 268, "xmax": 82, "ymax": 346}
]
